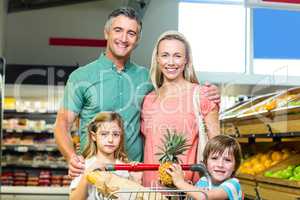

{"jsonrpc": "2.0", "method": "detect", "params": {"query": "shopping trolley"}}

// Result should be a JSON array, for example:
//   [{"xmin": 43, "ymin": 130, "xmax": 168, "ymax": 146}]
[{"xmin": 92, "ymin": 163, "xmax": 212, "ymax": 200}]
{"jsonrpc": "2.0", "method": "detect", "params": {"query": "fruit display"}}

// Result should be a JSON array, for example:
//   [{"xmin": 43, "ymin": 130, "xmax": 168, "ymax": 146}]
[
  {"xmin": 264, "ymin": 165, "xmax": 300, "ymax": 181},
  {"xmin": 240, "ymin": 87, "xmax": 300, "ymax": 116},
  {"xmin": 287, "ymin": 97, "xmax": 300, "ymax": 107},
  {"xmin": 156, "ymin": 130, "xmax": 190, "ymax": 187},
  {"xmin": 238, "ymin": 149, "xmax": 295, "ymax": 176},
  {"xmin": 220, "ymin": 93, "xmax": 276, "ymax": 120}
]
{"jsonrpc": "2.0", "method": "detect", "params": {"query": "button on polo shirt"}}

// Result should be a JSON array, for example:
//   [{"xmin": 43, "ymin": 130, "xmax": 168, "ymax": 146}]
[{"xmin": 62, "ymin": 53, "xmax": 153, "ymax": 161}]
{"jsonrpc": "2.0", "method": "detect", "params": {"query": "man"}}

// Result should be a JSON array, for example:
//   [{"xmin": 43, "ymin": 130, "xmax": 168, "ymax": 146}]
[{"xmin": 54, "ymin": 7, "xmax": 220, "ymax": 178}]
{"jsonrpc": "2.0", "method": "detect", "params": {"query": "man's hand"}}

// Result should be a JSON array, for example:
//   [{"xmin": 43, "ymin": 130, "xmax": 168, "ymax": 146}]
[
  {"xmin": 203, "ymin": 82, "xmax": 220, "ymax": 104},
  {"xmin": 68, "ymin": 154, "xmax": 85, "ymax": 179}
]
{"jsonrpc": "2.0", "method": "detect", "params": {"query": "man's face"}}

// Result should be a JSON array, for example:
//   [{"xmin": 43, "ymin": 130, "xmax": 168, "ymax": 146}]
[{"xmin": 105, "ymin": 15, "xmax": 139, "ymax": 61}]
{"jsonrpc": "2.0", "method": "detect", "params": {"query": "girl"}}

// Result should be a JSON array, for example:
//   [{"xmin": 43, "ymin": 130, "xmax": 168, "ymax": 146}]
[
  {"xmin": 167, "ymin": 135, "xmax": 243, "ymax": 200},
  {"xmin": 69, "ymin": 112, "xmax": 141, "ymax": 200},
  {"xmin": 141, "ymin": 30, "xmax": 220, "ymax": 186}
]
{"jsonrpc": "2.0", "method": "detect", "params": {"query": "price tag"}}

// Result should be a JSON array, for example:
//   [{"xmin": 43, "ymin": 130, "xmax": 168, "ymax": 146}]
[
  {"xmin": 45, "ymin": 146, "xmax": 56, "ymax": 151},
  {"xmin": 50, "ymin": 164, "xmax": 58, "ymax": 169},
  {"xmin": 15, "ymin": 146, "xmax": 28, "ymax": 152}
]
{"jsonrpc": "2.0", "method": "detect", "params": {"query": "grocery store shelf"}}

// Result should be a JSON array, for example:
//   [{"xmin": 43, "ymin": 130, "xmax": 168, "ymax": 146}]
[
  {"xmin": 239, "ymin": 179, "xmax": 257, "ymax": 199},
  {"xmin": 4, "ymin": 110, "xmax": 57, "ymax": 120},
  {"xmin": 2, "ymin": 162, "xmax": 68, "ymax": 169},
  {"xmin": 258, "ymin": 182, "xmax": 300, "ymax": 200},
  {"xmin": 0, "ymin": 186, "xmax": 69, "ymax": 195},
  {"xmin": 3, "ymin": 129, "xmax": 54, "ymax": 134},
  {"xmin": 2, "ymin": 144, "xmax": 58, "ymax": 152}
]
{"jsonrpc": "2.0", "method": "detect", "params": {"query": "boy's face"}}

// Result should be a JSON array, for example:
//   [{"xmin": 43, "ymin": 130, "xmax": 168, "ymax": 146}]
[
  {"xmin": 206, "ymin": 148, "xmax": 236, "ymax": 184},
  {"xmin": 92, "ymin": 121, "xmax": 122, "ymax": 156}
]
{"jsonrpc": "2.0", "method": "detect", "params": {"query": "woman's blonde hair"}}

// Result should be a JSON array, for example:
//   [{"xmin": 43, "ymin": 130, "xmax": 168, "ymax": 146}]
[
  {"xmin": 82, "ymin": 112, "xmax": 128, "ymax": 162},
  {"xmin": 150, "ymin": 30, "xmax": 199, "ymax": 90}
]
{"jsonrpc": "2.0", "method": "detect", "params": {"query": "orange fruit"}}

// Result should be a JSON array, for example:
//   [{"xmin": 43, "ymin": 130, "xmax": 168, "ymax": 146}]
[
  {"xmin": 243, "ymin": 161, "xmax": 251, "ymax": 168},
  {"xmin": 264, "ymin": 159, "xmax": 272, "ymax": 168},
  {"xmin": 271, "ymin": 151, "xmax": 283, "ymax": 162},
  {"xmin": 253, "ymin": 163, "xmax": 265, "ymax": 174},
  {"xmin": 250, "ymin": 158, "xmax": 259, "ymax": 166},
  {"xmin": 260, "ymin": 154, "xmax": 269, "ymax": 163},
  {"xmin": 271, "ymin": 160, "xmax": 279, "ymax": 166},
  {"xmin": 265, "ymin": 100, "xmax": 277, "ymax": 111}
]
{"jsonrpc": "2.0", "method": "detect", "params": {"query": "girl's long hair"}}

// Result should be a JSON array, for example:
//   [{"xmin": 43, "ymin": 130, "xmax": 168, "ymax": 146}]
[
  {"xmin": 82, "ymin": 112, "xmax": 128, "ymax": 162},
  {"xmin": 150, "ymin": 30, "xmax": 199, "ymax": 91}
]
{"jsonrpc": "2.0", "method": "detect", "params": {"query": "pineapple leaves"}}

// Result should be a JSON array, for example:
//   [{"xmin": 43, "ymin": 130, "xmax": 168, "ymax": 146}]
[{"xmin": 156, "ymin": 129, "xmax": 191, "ymax": 163}]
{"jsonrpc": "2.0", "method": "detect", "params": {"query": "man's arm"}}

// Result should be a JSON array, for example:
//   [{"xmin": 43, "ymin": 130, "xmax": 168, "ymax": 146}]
[{"xmin": 54, "ymin": 108, "xmax": 84, "ymax": 178}]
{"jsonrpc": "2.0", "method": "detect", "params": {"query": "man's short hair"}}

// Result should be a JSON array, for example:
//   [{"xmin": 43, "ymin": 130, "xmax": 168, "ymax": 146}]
[{"xmin": 105, "ymin": 7, "xmax": 142, "ymax": 35}]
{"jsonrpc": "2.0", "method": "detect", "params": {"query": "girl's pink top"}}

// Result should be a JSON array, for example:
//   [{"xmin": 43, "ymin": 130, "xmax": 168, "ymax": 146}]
[{"xmin": 141, "ymin": 84, "xmax": 217, "ymax": 187}]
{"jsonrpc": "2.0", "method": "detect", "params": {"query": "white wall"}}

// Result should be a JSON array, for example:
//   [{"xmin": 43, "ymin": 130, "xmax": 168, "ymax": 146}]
[
  {"xmin": 132, "ymin": 0, "xmax": 178, "ymax": 67},
  {"xmin": 4, "ymin": 0, "xmax": 179, "ymax": 67},
  {"xmin": 5, "ymin": 0, "xmax": 124, "ymax": 66}
]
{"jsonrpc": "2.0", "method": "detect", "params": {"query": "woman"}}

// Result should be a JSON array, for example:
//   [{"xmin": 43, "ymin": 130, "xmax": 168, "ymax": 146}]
[{"xmin": 141, "ymin": 31, "xmax": 220, "ymax": 187}]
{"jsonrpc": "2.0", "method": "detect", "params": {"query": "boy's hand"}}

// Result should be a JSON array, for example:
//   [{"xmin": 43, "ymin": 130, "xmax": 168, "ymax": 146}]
[{"xmin": 166, "ymin": 164, "xmax": 186, "ymax": 187}]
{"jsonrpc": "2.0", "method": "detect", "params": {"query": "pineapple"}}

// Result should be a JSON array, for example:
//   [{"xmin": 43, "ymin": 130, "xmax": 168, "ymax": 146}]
[{"xmin": 156, "ymin": 129, "xmax": 190, "ymax": 187}]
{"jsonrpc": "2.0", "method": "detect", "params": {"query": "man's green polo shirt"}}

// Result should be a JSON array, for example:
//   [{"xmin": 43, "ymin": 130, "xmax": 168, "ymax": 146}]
[{"xmin": 62, "ymin": 53, "xmax": 153, "ymax": 161}]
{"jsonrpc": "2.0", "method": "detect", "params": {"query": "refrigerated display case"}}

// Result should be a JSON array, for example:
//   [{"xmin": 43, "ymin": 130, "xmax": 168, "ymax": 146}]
[{"xmin": 0, "ymin": 58, "xmax": 69, "ymax": 199}]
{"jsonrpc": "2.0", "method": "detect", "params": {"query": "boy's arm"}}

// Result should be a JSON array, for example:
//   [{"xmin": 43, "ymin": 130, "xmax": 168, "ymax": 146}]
[
  {"xmin": 175, "ymin": 179, "xmax": 230, "ymax": 200},
  {"xmin": 166, "ymin": 164, "xmax": 208, "ymax": 200},
  {"xmin": 175, "ymin": 180, "xmax": 208, "ymax": 200}
]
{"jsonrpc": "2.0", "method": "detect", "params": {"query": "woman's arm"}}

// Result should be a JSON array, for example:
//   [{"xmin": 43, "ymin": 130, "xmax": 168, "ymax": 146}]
[{"xmin": 204, "ymin": 107, "xmax": 220, "ymax": 139}]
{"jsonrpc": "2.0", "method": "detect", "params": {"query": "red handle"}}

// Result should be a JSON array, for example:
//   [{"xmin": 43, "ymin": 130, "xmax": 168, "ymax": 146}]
[{"xmin": 106, "ymin": 164, "xmax": 192, "ymax": 171}]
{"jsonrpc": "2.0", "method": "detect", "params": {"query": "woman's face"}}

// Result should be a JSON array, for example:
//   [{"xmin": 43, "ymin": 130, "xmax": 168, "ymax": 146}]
[
  {"xmin": 206, "ymin": 148, "xmax": 236, "ymax": 184},
  {"xmin": 92, "ymin": 121, "xmax": 122, "ymax": 157},
  {"xmin": 157, "ymin": 39, "xmax": 187, "ymax": 84}
]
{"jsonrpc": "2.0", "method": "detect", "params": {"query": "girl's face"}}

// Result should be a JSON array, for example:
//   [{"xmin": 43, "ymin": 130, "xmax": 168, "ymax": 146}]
[
  {"xmin": 206, "ymin": 148, "xmax": 236, "ymax": 184},
  {"xmin": 92, "ymin": 121, "xmax": 122, "ymax": 157},
  {"xmin": 157, "ymin": 39, "xmax": 187, "ymax": 84}
]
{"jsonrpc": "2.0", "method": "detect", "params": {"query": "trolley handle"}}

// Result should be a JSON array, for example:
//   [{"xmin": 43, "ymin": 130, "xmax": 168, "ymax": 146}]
[{"xmin": 105, "ymin": 163, "xmax": 212, "ymax": 189}]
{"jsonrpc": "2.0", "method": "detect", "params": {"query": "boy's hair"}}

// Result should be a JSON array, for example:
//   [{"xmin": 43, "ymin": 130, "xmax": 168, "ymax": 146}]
[
  {"xmin": 104, "ymin": 7, "xmax": 142, "ymax": 38},
  {"xmin": 82, "ymin": 112, "xmax": 128, "ymax": 162},
  {"xmin": 203, "ymin": 135, "xmax": 242, "ymax": 176}
]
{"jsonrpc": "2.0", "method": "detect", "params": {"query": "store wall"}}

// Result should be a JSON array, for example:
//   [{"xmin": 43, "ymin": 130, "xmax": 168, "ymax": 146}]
[
  {"xmin": 4, "ymin": 0, "xmax": 178, "ymax": 99},
  {"xmin": 5, "ymin": 0, "xmax": 124, "ymax": 66},
  {"xmin": 0, "ymin": 0, "xmax": 7, "ymax": 57},
  {"xmin": 4, "ymin": 0, "xmax": 178, "ymax": 67},
  {"xmin": 131, "ymin": 0, "xmax": 178, "ymax": 68}
]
